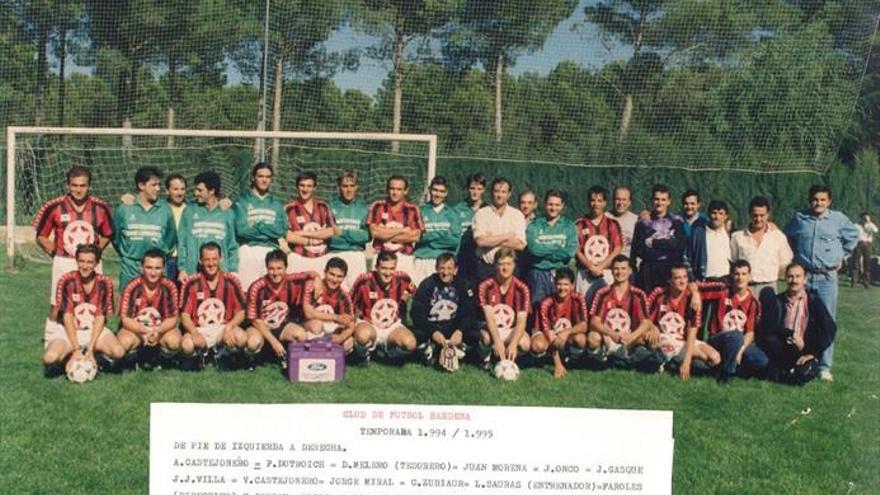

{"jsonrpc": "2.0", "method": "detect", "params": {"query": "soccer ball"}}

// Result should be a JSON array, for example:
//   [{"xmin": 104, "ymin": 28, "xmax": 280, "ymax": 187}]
[
  {"xmin": 66, "ymin": 358, "xmax": 98, "ymax": 384},
  {"xmin": 493, "ymin": 359, "xmax": 520, "ymax": 381}
]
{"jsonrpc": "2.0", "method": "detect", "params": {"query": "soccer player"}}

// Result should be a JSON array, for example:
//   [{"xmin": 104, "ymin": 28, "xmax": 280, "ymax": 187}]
[
  {"xmin": 759, "ymin": 262, "xmax": 836, "ymax": 384},
  {"xmin": 116, "ymin": 249, "xmax": 181, "ymax": 368},
  {"xmin": 531, "ymin": 268, "xmax": 589, "ymax": 379},
  {"xmin": 328, "ymin": 171, "xmax": 371, "ymax": 290},
  {"xmin": 301, "ymin": 257, "xmax": 356, "ymax": 353},
  {"xmin": 453, "ymin": 173, "xmax": 487, "ymax": 283},
  {"xmin": 633, "ymin": 184, "xmax": 687, "ymax": 291},
  {"xmin": 113, "ymin": 166, "xmax": 177, "ymax": 290},
  {"xmin": 177, "ymin": 171, "xmax": 238, "ymax": 280},
  {"xmin": 42, "ymin": 244, "xmax": 123, "ymax": 376},
  {"xmin": 33, "ymin": 166, "xmax": 113, "ymax": 311},
  {"xmin": 163, "ymin": 173, "xmax": 187, "ymax": 281},
  {"xmin": 784, "ymin": 185, "xmax": 858, "ymax": 381},
  {"xmin": 701, "ymin": 200, "xmax": 732, "ymax": 281},
  {"xmin": 730, "ymin": 196, "xmax": 792, "ymax": 296},
  {"xmin": 350, "ymin": 252, "xmax": 418, "ymax": 361},
  {"xmin": 178, "ymin": 242, "xmax": 246, "ymax": 369},
  {"xmin": 681, "ymin": 190, "xmax": 709, "ymax": 281},
  {"xmin": 412, "ymin": 176, "xmax": 461, "ymax": 287},
  {"xmin": 366, "ymin": 175, "xmax": 424, "ymax": 276},
  {"xmin": 244, "ymin": 249, "xmax": 317, "ymax": 362},
  {"xmin": 525, "ymin": 190, "xmax": 577, "ymax": 308},
  {"xmin": 607, "ymin": 186, "xmax": 639, "ymax": 258},
  {"xmin": 234, "ymin": 162, "xmax": 287, "ymax": 289},
  {"xmin": 285, "ymin": 171, "xmax": 336, "ymax": 274},
  {"xmin": 588, "ymin": 255, "xmax": 658, "ymax": 369},
  {"xmin": 472, "ymin": 177, "xmax": 527, "ymax": 282},
  {"xmin": 411, "ymin": 252, "xmax": 478, "ymax": 371},
  {"xmin": 518, "ymin": 189, "xmax": 538, "ymax": 224},
  {"xmin": 575, "ymin": 186, "xmax": 623, "ymax": 305},
  {"xmin": 477, "ymin": 248, "xmax": 531, "ymax": 365}
]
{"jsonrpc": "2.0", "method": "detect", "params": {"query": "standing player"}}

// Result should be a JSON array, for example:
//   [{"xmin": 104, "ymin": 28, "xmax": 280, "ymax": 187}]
[
  {"xmin": 633, "ymin": 184, "xmax": 687, "ymax": 291},
  {"xmin": 116, "ymin": 249, "xmax": 181, "ymax": 368},
  {"xmin": 163, "ymin": 173, "xmax": 187, "ymax": 281},
  {"xmin": 367, "ymin": 175, "xmax": 424, "ymax": 276},
  {"xmin": 472, "ymin": 177, "xmax": 527, "ymax": 281},
  {"xmin": 453, "ymin": 173, "xmax": 486, "ymax": 283},
  {"xmin": 518, "ymin": 190, "xmax": 538, "ymax": 224},
  {"xmin": 525, "ymin": 190, "xmax": 577, "ymax": 309},
  {"xmin": 411, "ymin": 253, "xmax": 478, "ymax": 371},
  {"xmin": 607, "ymin": 186, "xmax": 639, "ymax": 258},
  {"xmin": 646, "ymin": 263, "xmax": 719, "ymax": 380},
  {"xmin": 477, "ymin": 248, "xmax": 531, "ymax": 366},
  {"xmin": 42, "ymin": 244, "xmax": 123, "ymax": 376},
  {"xmin": 531, "ymin": 268, "xmax": 589, "ymax": 379},
  {"xmin": 234, "ymin": 162, "xmax": 288, "ymax": 290},
  {"xmin": 285, "ymin": 172, "xmax": 336, "ymax": 274},
  {"xmin": 412, "ymin": 176, "xmax": 461, "ymax": 287},
  {"xmin": 177, "ymin": 171, "xmax": 238, "ymax": 280},
  {"xmin": 113, "ymin": 166, "xmax": 177, "ymax": 290},
  {"xmin": 575, "ymin": 186, "xmax": 623, "ymax": 305},
  {"xmin": 328, "ymin": 171, "xmax": 371, "ymax": 290},
  {"xmin": 681, "ymin": 190, "xmax": 709, "ymax": 281},
  {"xmin": 178, "ymin": 243, "xmax": 247, "ymax": 369},
  {"xmin": 730, "ymin": 196, "xmax": 792, "ymax": 297},
  {"xmin": 702, "ymin": 200, "xmax": 732, "ymax": 281},
  {"xmin": 301, "ymin": 257, "xmax": 357, "ymax": 353},
  {"xmin": 350, "ymin": 252, "xmax": 418, "ymax": 361}
]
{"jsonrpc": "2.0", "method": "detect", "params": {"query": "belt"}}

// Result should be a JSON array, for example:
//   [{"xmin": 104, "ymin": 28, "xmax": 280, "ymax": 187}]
[{"xmin": 749, "ymin": 281, "xmax": 775, "ymax": 286}]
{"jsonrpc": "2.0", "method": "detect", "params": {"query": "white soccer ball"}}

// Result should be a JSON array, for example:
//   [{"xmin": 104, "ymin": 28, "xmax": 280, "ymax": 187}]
[
  {"xmin": 66, "ymin": 358, "xmax": 97, "ymax": 384},
  {"xmin": 493, "ymin": 359, "xmax": 520, "ymax": 381}
]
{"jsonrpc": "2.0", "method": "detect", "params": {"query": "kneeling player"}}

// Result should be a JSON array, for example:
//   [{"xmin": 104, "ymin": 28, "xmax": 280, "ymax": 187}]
[
  {"xmin": 116, "ymin": 249, "xmax": 182, "ymax": 368},
  {"xmin": 531, "ymin": 268, "xmax": 588, "ymax": 379},
  {"xmin": 43, "ymin": 244, "xmax": 124, "ymax": 376},
  {"xmin": 411, "ymin": 252, "xmax": 478, "ymax": 371},
  {"xmin": 350, "ymin": 252, "xmax": 418, "ymax": 361},
  {"xmin": 477, "ymin": 248, "xmax": 531, "ymax": 366},
  {"xmin": 647, "ymin": 263, "xmax": 720, "ymax": 380},
  {"xmin": 588, "ymin": 255, "xmax": 659, "ymax": 369},
  {"xmin": 178, "ymin": 242, "xmax": 246, "ymax": 369},
  {"xmin": 301, "ymin": 257, "xmax": 356, "ymax": 353}
]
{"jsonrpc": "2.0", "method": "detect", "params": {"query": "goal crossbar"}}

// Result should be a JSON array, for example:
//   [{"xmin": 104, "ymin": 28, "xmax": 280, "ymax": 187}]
[{"xmin": 5, "ymin": 126, "xmax": 438, "ymax": 268}]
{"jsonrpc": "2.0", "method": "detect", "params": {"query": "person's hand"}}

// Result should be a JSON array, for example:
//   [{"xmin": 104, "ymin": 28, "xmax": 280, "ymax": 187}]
[
  {"xmin": 735, "ymin": 347, "xmax": 745, "ymax": 365},
  {"xmin": 120, "ymin": 193, "xmax": 135, "ymax": 205},
  {"xmin": 792, "ymin": 333, "xmax": 805, "ymax": 351},
  {"xmin": 679, "ymin": 358, "xmax": 692, "ymax": 381},
  {"xmin": 219, "ymin": 198, "xmax": 232, "ymax": 210},
  {"xmin": 646, "ymin": 327, "xmax": 660, "ymax": 346},
  {"xmin": 505, "ymin": 342, "xmax": 518, "ymax": 362},
  {"xmin": 178, "ymin": 271, "xmax": 189, "ymax": 283},
  {"xmin": 492, "ymin": 342, "xmax": 505, "ymax": 360},
  {"xmin": 796, "ymin": 354, "xmax": 814, "ymax": 366},
  {"xmin": 271, "ymin": 339, "xmax": 286, "ymax": 358},
  {"xmin": 144, "ymin": 330, "xmax": 160, "ymax": 346},
  {"xmin": 191, "ymin": 333, "xmax": 207, "ymax": 349},
  {"xmin": 553, "ymin": 362, "xmax": 567, "ymax": 379},
  {"xmin": 337, "ymin": 314, "xmax": 353, "ymax": 327},
  {"xmin": 689, "ymin": 295, "xmax": 702, "ymax": 315}
]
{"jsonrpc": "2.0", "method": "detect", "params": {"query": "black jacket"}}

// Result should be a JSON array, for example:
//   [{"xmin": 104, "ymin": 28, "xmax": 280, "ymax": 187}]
[{"xmin": 411, "ymin": 274, "xmax": 478, "ymax": 343}]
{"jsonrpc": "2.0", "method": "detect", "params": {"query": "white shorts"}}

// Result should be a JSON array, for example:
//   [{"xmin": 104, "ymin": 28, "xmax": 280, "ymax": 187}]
[
  {"xmin": 481, "ymin": 324, "xmax": 513, "ymax": 344},
  {"xmin": 375, "ymin": 253, "xmax": 414, "ymax": 278},
  {"xmin": 287, "ymin": 252, "xmax": 329, "ymax": 276},
  {"xmin": 329, "ymin": 251, "xmax": 367, "ymax": 291},
  {"xmin": 198, "ymin": 324, "xmax": 241, "ymax": 348},
  {"xmin": 50, "ymin": 256, "xmax": 104, "ymax": 305},
  {"xmin": 410, "ymin": 258, "xmax": 437, "ymax": 288},
  {"xmin": 44, "ymin": 319, "xmax": 113, "ymax": 350},
  {"xmin": 237, "ymin": 245, "xmax": 274, "ymax": 290},
  {"xmin": 359, "ymin": 318, "xmax": 404, "ymax": 348}
]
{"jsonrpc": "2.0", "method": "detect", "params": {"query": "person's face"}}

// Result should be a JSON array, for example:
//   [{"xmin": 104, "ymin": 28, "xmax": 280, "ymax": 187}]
[
  {"xmin": 653, "ymin": 192, "xmax": 670, "ymax": 215},
  {"xmin": 555, "ymin": 277, "xmax": 573, "ymax": 299},
  {"xmin": 682, "ymin": 195, "xmax": 700, "ymax": 219},
  {"xmin": 589, "ymin": 192, "xmax": 606, "ymax": 216},
  {"xmin": 750, "ymin": 206, "xmax": 769, "ymax": 230},
  {"xmin": 862, "ymin": 214, "xmax": 871, "ymax": 224},
  {"xmin": 338, "ymin": 177, "xmax": 358, "ymax": 202},
  {"xmin": 200, "ymin": 249, "xmax": 221, "ymax": 277},
  {"xmin": 193, "ymin": 183, "xmax": 213, "ymax": 205},
  {"xmin": 297, "ymin": 179, "xmax": 316, "ymax": 202},
  {"xmin": 253, "ymin": 168, "xmax": 273, "ymax": 194},
  {"xmin": 494, "ymin": 256, "xmax": 515, "ymax": 279},
  {"xmin": 436, "ymin": 259, "xmax": 456, "ymax": 284},
  {"xmin": 139, "ymin": 177, "xmax": 161, "ymax": 204},
  {"xmin": 613, "ymin": 188, "xmax": 631, "ymax": 215},
  {"xmin": 324, "ymin": 266, "xmax": 346, "ymax": 291},
  {"xmin": 142, "ymin": 256, "xmax": 165, "ymax": 283},
  {"xmin": 387, "ymin": 179, "xmax": 407, "ymax": 204},
  {"xmin": 376, "ymin": 259, "xmax": 397, "ymax": 285},
  {"xmin": 786, "ymin": 265, "xmax": 807, "ymax": 294},
  {"xmin": 430, "ymin": 183, "xmax": 448, "ymax": 207},
  {"xmin": 519, "ymin": 193, "xmax": 536, "ymax": 217},
  {"xmin": 76, "ymin": 252, "xmax": 97, "ymax": 278},
  {"xmin": 611, "ymin": 261, "xmax": 631, "ymax": 284},
  {"xmin": 669, "ymin": 268, "xmax": 689, "ymax": 293},
  {"xmin": 166, "ymin": 178, "xmax": 186, "ymax": 206},
  {"xmin": 710, "ymin": 208, "xmax": 728, "ymax": 230},
  {"xmin": 810, "ymin": 192, "xmax": 831, "ymax": 215},
  {"xmin": 492, "ymin": 182, "xmax": 511, "ymax": 208},
  {"xmin": 544, "ymin": 196, "xmax": 563, "ymax": 220},
  {"xmin": 732, "ymin": 266, "xmax": 751, "ymax": 290},
  {"xmin": 266, "ymin": 259, "xmax": 286, "ymax": 284},
  {"xmin": 468, "ymin": 182, "xmax": 485, "ymax": 203},
  {"xmin": 67, "ymin": 175, "xmax": 90, "ymax": 202}
]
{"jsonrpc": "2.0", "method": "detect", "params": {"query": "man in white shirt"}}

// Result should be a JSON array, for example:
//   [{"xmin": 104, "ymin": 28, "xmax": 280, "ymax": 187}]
[
  {"xmin": 607, "ymin": 186, "xmax": 639, "ymax": 259},
  {"xmin": 852, "ymin": 212, "xmax": 877, "ymax": 288},
  {"xmin": 730, "ymin": 196, "xmax": 792, "ymax": 297},
  {"xmin": 704, "ymin": 200, "xmax": 732, "ymax": 281},
  {"xmin": 473, "ymin": 177, "xmax": 527, "ymax": 282}
]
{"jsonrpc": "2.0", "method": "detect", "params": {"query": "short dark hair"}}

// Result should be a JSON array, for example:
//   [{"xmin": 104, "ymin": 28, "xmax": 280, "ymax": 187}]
[
  {"xmin": 681, "ymin": 189, "xmax": 700, "ymax": 203},
  {"xmin": 296, "ymin": 171, "xmax": 317, "ymax": 186},
  {"xmin": 731, "ymin": 259, "xmax": 751, "ymax": 272},
  {"xmin": 264, "ymin": 249, "xmax": 287, "ymax": 267},
  {"xmin": 611, "ymin": 254, "xmax": 630, "ymax": 265},
  {"xmin": 430, "ymin": 176, "xmax": 448, "ymax": 188},
  {"xmin": 436, "ymin": 252, "xmax": 457, "ymax": 267},
  {"xmin": 651, "ymin": 184, "xmax": 670, "ymax": 196},
  {"xmin": 493, "ymin": 247, "xmax": 516, "ymax": 264},
  {"xmin": 748, "ymin": 196, "xmax": 771, "ymax": 211},
  {"xmin": 785, "ymin": 261, "xmax": 807, "ymax": 276},
  {"xmin": 142, "ymin": 248, "xmax": 166, "ymax": 265},
  {"xmin": 252, "ymin": 162, "xmax": 273, "ymax": 179},
  {"xmin": 194, "ymin": 171, "xmax": 221, "ymax": 196},
  {"xmin": 588, "ymin": 185, "xmax": 607, "ymax": 201},
  {"xmin": 165, "ymin": 173, "xmax": 186, "ymax": 189},
  {"xmin": 67, "ymin": 166, "xmax": 92, "ymax": 185},
  {"xmin": 669, "ymin": 262, "xmax": 690, "ymax": 278},
  {"xmin": 75, "ymin": 243, "xmax": 102, "ymax": 262},
  {"xmin": 491, "ymin": 177, "xmax": 512, "ymax": 191},
  {"xmin": 325, "ymin": 256, "xmax": 348, "ymax": 275},
  {"xmin": 808, "ymin": 184, "xmax": 832, "ymax": 200},
  {"xmin": 707, "ymin": 199, "xmax": 728, "ymax": 213},
  {"xmin": 337, "ymin": 170, "xmax": 358, "ymax": 185},
  {"xmin": 518, "ymin": 189, "xmax": 536, "ymax": 201},
  {"xmin": 554, "ymin": 267, "xmax": 575, "ymax": 284},
  {"xmin": 135, "ymin": 166, "xmax": 162, "ymax": 188},
  {"xmin": 199, "ymin": 241, "xmax": 222, "ymax": 258},
  {"xmin": 375, "ymin": 251, "xmax": 398, "ymax": 266},
  {"xmin": 466, "ymin": 173, "xmax": 486, "ymax": 188},
  {"xmin": 387, "ymin": 174, "xmax": 408, "ymax": 189},
  {"xmin": 544, "ymin": 189, "xmax": 564, "ymax": 203}
]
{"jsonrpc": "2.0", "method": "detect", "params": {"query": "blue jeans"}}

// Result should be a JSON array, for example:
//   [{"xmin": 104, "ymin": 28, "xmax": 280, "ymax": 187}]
[
  {"xmin": 708, "ymin": 332, "xmax": 769, "ymax": 378},
  {"xmin": 807, "ymin": 271, "xmax": 838, "ymax": 371}
]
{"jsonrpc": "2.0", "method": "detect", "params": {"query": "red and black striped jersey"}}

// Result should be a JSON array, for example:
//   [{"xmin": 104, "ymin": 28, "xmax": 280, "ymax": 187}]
[
  {"xmin": 33, "ymin": 195, "xmax": 114, "ymax": 257},
  {"xmin": 366, "ymin": 199, "xmax": 424, "ymax": 255},
  {"xmin": 701, "ymin": 285, "xmax": 761, "ymax": 335},
  {"xmin": 538, "ymin": 292, "xmax": 588, "ymax": 335},
  {"xmin": 119, "ymin": 276, "xmax": 179, "ymax": 325},
  {"xmin": 478, "ymin": 276, "xmax": 531, "ymax": 314},
  {"xmin": 590, "ymin": 284, "xmax": 649, "ymax": 327},
  {"xmin": 306, "ymin": 279, "xmax": 354, "ymax": 317},
  {"xmin": 246, "ymin": 273, "xmax": 313, "ymax": 323},
  {"xmin": 55, "ymin": 271, "xmax": 115, "ymax": 321},
  {"xmin": 285, "ymin": 198, "xmax": 335, "ymax": 257},
  {"xmin": 350, "ymin": 271, "xmax": 414, "ymax": 321},
  {"xmin": 647, "ymin": 286, "xmax": 699, "ymax": 339},
  {"xmin": 180, "ymin": 271, "xmax": 245, "ymax": 322},
  {"xmin": 575, "ymin": 214, "xmax": 622, "ymax": 268}
]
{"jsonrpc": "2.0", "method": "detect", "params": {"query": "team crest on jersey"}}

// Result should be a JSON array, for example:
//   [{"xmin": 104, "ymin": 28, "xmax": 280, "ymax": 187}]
[
  {"xmin": 73, "ymin": 303, "xmax": 98, "ymax": 331},
  {"xmin": 370, "ymin": 298, "xmax": 400, "ymax": 330},
  {"xmin": 262, "ymin": 301, "xmax": 289, "ymax": 329},
  {"xmin": 63, "ymin": 220, "xmax": 96, "ymax": 256},
  {"xmin": 197, "ymin": 297, "xmax": 226, "ymax": 327},
  {"xmin": 315, "ymin": 304, "xmax": 339, "ymax": 334},
  {"xmin": 492, "ymin": 304, "xmax": 516, "ymax": 332},
  {"xmin": 604, "ymin": 308, "xmax": 632, "ymax": 334},
  {"xmin": 60, "ymin": 213, "xmax": 71, "ymax": 222},
  {"xmin": 722, "ymin": 309, "xmax": 748, "ymax": 332},
  {"xmin": 429, "ymin": 300, "xmax": 458, "ymax": 322},
  {"xmin": 584, "ymin": 235, "xmax": 610, "ymax": 264},
  {"xmin": 136, "ymin": 307, "xmax": 162, "ymax": 328},
  {"xmin": 552, "ymin": 317, "xmax": 572, "ymax": 333}
]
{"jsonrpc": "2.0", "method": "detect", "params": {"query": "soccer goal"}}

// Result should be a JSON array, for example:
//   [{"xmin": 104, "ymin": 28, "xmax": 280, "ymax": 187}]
[{"xmin": 4, "ymin": 126, "xmax": 438, "ymax": 267}]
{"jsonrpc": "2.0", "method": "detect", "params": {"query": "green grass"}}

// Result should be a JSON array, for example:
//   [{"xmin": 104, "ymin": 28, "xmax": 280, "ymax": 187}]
[{"xmin": 1, "ymin": 254, "xmax": 878, "ymax": 494}]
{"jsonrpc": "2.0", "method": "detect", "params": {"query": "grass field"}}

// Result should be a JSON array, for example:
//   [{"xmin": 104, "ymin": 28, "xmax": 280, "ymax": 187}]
[{"xmin": 1, "ymin": 253, "xmax": 878, "ymax": 494}]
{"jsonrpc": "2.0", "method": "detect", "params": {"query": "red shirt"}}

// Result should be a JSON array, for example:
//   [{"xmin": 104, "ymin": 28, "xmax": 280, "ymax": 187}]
[
  {"xmin": 306, "ymin": 279, "xmax": 354, "ymax": 317},
  {"xmin": 33, "ymin": 195, "xmax": 114, "ymax": 257},
  {"xmin": 700, "ymin": 285, "xmax": 761, "ymax": 336},
  {"xmin": 119, "ymin": 276, "xmax": 179, "ymax": 327},
  {"xmin": 590, "ymin": 284, "xmax": 649, "ymax": 332},
  {"xmin": 478, "ymin": 276, "xmax": 531, "ymax": 313},
  {"xmin": 350, "ymin": 271, "xmax": 413, "ymax": 321},
  {"xmin": 246, "ymin": 273, "xmax": 312, "ymax": 326},
  {"xmin": 647, "ymin": 286, "xmax": 699, "ymax": 349},
  {"xmin": 575, "ymin": 215, "xmax": 622, "ymax": 268},
  {"xmin": 180, "ymin": 272, "xmax": 245, "ymax": 325},
  {"xmin": 538, "ymin": 292, "xmax": 588, "ymax": 337},
  {"xmin": 55, "ymin": 271, "xmax": 115, "ymax": 329},
  {"xmin": 366, "ymin": 199, "xmax": 424, "ymax": 255},
  {"xmin": 285, "ymin": 198, "xmax": 335, "ymax": 257}
]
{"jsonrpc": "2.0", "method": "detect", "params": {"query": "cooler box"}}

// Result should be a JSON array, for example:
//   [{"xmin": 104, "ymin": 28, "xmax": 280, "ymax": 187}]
[{"xmin": 287, "ymin": 338, "xmax": 345, "ymax": 383}]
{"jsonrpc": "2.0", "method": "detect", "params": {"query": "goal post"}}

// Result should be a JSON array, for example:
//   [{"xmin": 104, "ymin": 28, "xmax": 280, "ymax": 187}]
[{"xmin": 5, "ymin": 126, "xmax": 438, "ymax": 268}]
